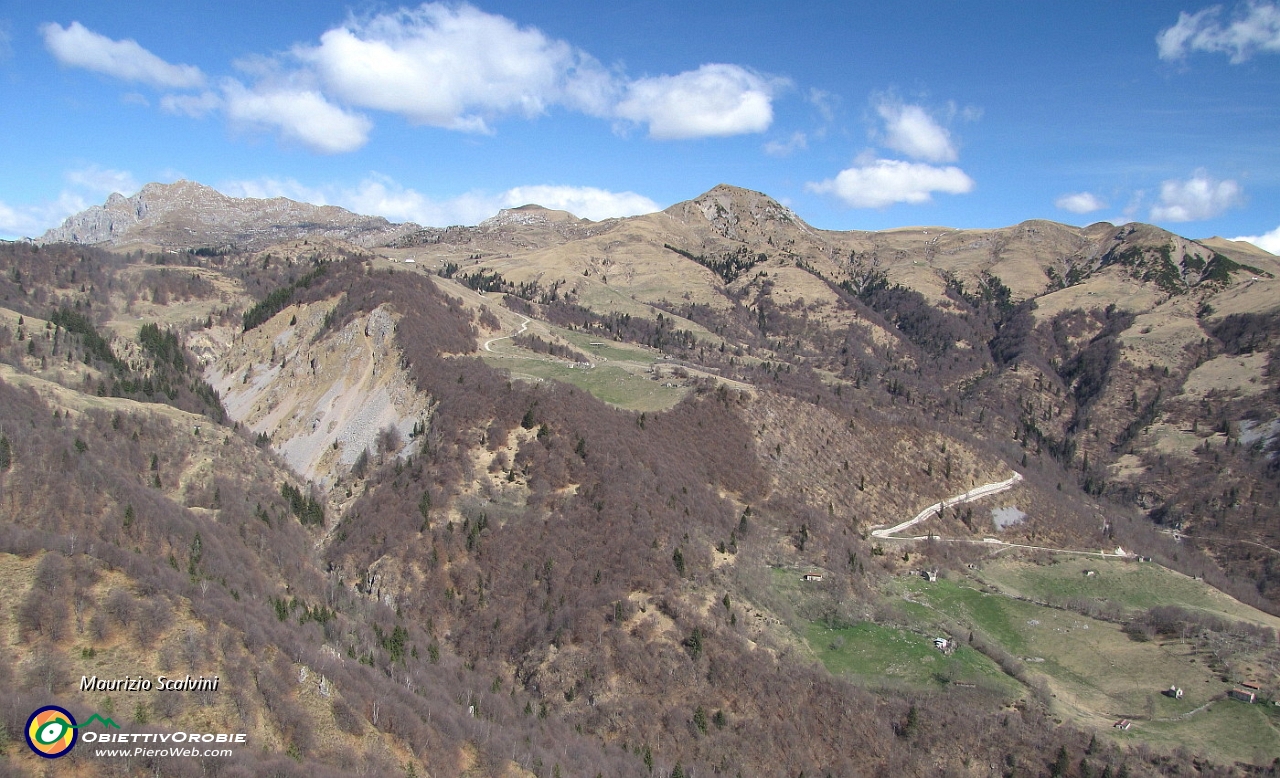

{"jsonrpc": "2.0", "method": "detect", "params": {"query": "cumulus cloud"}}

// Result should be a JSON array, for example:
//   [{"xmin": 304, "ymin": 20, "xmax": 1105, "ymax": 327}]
[
  {"xmin": 222, "ymin": 80, "xmax": 373, "ymax": 154},
  {"xmin": 1231, "ymin": 225, "xmax": 1280, "ymax": 254},
  {"xmin": 41, "ymin": 21, "xmax": 205, "ymax": 88},
  {"xmin": 875, "ymin": 99, "xmax": 957, "ymax": 162},
  {"xmin": 615, "ymin": 64, "xmax": 777, "ymax": 140},
  {"xmin": 297, "ymin": 4, "xmax": 613, "ymax": 132},
  {"xmin": 808, "ymin": 94, "xmax": 978, "ymax": 208},
  {"xmin": 1158, "ymin": 1, "xmax": 1280, "ymax": 62},
  {"xmin": 1055, "ymin": 192, "xmax": 1108, "ymax": 214},
  {"xmin": 1149, "ymin": 171, "xmax": 1243, "ymax": 221},
  {"xmin": 48, "ymin": 5, "xmax": 780, "ymax": 151},
  {"xmin": 221, "ymin": 175, "xmax": 659, "ymax": 226},
  {"xmin": 806, "ymin": 158, "xmax": 974, "ymax": 209},
  {"xmin": 290, "ymin": 3, "xmax": 773, "ymax": 140}
]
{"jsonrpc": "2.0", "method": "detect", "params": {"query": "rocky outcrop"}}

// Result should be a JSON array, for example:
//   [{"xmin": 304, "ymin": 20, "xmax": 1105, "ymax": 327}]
[
  {"xmin": 663, "ymin": 183, "xmax": 811, "ymax": 243},
  {"xmin": 204, "ymin": 299, "xmax": 429, "ymax": 487}
]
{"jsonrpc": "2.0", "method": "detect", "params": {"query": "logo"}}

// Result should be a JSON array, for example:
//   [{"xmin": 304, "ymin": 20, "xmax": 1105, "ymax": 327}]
[
  {"xmin": 25, "ymin": 706, "xmax": 77, "ymax": 758},
  {"xmin": 24, "ymin": 707, "xmax": 121, "ymax": 759}
]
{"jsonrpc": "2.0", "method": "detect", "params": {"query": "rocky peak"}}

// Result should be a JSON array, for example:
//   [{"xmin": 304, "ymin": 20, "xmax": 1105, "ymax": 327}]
[
  {"xmin": 38, "ymin": 180, "xmax": 417, "ymax": 250},
  {"xmin": 664, "ymin": 184, "xmax": 809, "ymax": 242}
]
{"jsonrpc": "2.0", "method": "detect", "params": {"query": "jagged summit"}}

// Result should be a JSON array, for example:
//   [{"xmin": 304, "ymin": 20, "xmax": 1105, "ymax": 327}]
[{"xmin": 38, "ymin": 180, "xmax": 416, "ymax": 251}]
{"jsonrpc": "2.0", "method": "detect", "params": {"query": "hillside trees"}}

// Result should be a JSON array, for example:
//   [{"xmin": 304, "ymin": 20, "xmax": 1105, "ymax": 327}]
[
  {"xmin": 0, "ymin": 373, "xmax": 647, "ymax": 776},
  {"xmin": 300, "ymin": 269, "xmax": 1183, "ymax": 776}
]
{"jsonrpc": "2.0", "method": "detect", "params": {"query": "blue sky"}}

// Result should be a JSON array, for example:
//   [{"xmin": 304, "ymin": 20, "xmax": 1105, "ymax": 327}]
[{"xmin": 2, "ymin": 0, "xmax": 1279, "ymax": 251}]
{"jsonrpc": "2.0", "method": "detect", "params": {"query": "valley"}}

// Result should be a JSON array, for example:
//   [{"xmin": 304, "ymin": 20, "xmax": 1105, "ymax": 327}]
[{"xmin": 0, "ymin": 181, "xmax": 1277, "ymax": 776}]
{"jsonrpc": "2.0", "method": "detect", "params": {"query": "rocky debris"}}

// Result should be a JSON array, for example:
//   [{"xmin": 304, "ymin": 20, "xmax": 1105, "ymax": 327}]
[{"xmin": 206, "ymin": 300, "xmax": 429, "ymax": 487}]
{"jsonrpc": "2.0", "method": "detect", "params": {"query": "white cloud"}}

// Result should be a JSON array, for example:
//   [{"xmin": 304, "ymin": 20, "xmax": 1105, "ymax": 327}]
[
  {"xmin": 344, "ymin": 178, "xmax": 496, "ymax": 225},
  {"xmin": 293, "ymin": 3, "xmax": 778, "ymax": 140},
  {"xmin": 0, "ymin": 191, "xmax": 91, "ymax": 240},
  {"xmin": 1157, "ymin": 1, "xmax": 1280, "ymax": 62},
  {"xmin": 1149, "ymin": 171, "xmax": 1243, "ymax": 221},
  {"xmin": 56, "ymin": 5, "xmax": 779, "ymax": 152},
  {"xmin": 763, "ymin": 131, "xmax": 808, "ymax": 157},
  {"xmin": 297, "ymin": 4, "xmax": 614, "ymax": 132},
  {"xmin": 498, "ymin": 185, "xmax": 659, "ymax": 220},
  {"xmin": 0, "ymin": 202, "xmax": 52, "ymax": 239},
  {"xmin": 1231, "ymin": 225, "xmax": 1280, "ymax": 254},
  {"xmin": 222, "ymin": 175, "xmax": 484, "ymax": 224},
  {"xmin": 0, "ymin": 164, "xmax": 151, "ymax": 238},
  {"xmin": 615, "ymin": 64, "xmax": 776, "ymax": 140},
  {"xmin": 1055, "ymin": 192, "xmax": 1108, "ymax": 214},
  {"xmin": 806, "ymin": 158, "xmax": 974, "ymax": 208},
  {"xmin": 160, "ymin": 91, "xmax": 222, "ymax": 118},
  {"xmin": 40, "ymin": 21, "xmax": 205, "ymax": 88},
  {"xmin": 222, "ymin": 80, "xmax": 373, "ymax": 154},
  {"xmin": 875, "ymin": 99, "xmax": 957, "ymax": 163},
  {"xmin": 221, "ymin": 175, "xmax": 660, "ymax": 226},
  {"xmin": 65, "ymin": 165, "xmax": 139, "ymax": 197}
]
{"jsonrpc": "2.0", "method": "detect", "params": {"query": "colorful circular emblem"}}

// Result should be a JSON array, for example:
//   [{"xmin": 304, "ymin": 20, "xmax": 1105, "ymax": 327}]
[{"xmin": 25, "ymin": 706, "xmax": 77, "ymax": 758}]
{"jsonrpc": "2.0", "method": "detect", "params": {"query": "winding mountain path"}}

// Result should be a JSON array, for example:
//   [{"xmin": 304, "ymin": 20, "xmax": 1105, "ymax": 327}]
[
  {"xmin": 872, "ymin": 472, "xmax": 1024, "ymax": 540},
  {"xmin": 483, "ymin": 315, "xmax": 531, "ymax": 353},
  {"xmin": 870, "ymin": 471, "xmax": 1134, "ymax": 558}
]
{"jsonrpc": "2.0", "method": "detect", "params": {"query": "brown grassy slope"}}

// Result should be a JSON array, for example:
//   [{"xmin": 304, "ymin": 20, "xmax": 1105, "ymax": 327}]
[
  {"xmin": 294, "ymin": 269, "xmax": 1208, "ymax": 776},
  {"xmin": 0, "ymin": 264, "xmax": 649, "ymax": 777}
]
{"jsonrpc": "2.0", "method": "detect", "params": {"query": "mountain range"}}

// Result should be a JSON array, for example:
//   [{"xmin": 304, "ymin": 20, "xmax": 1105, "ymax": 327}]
[
  {"xmin": 2, "ymin": 180, "xmax": 1279, "ymax": 776},
  {"xmin": 37, "ymin": 180, "xmax": 416, "ymax": 251}
]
